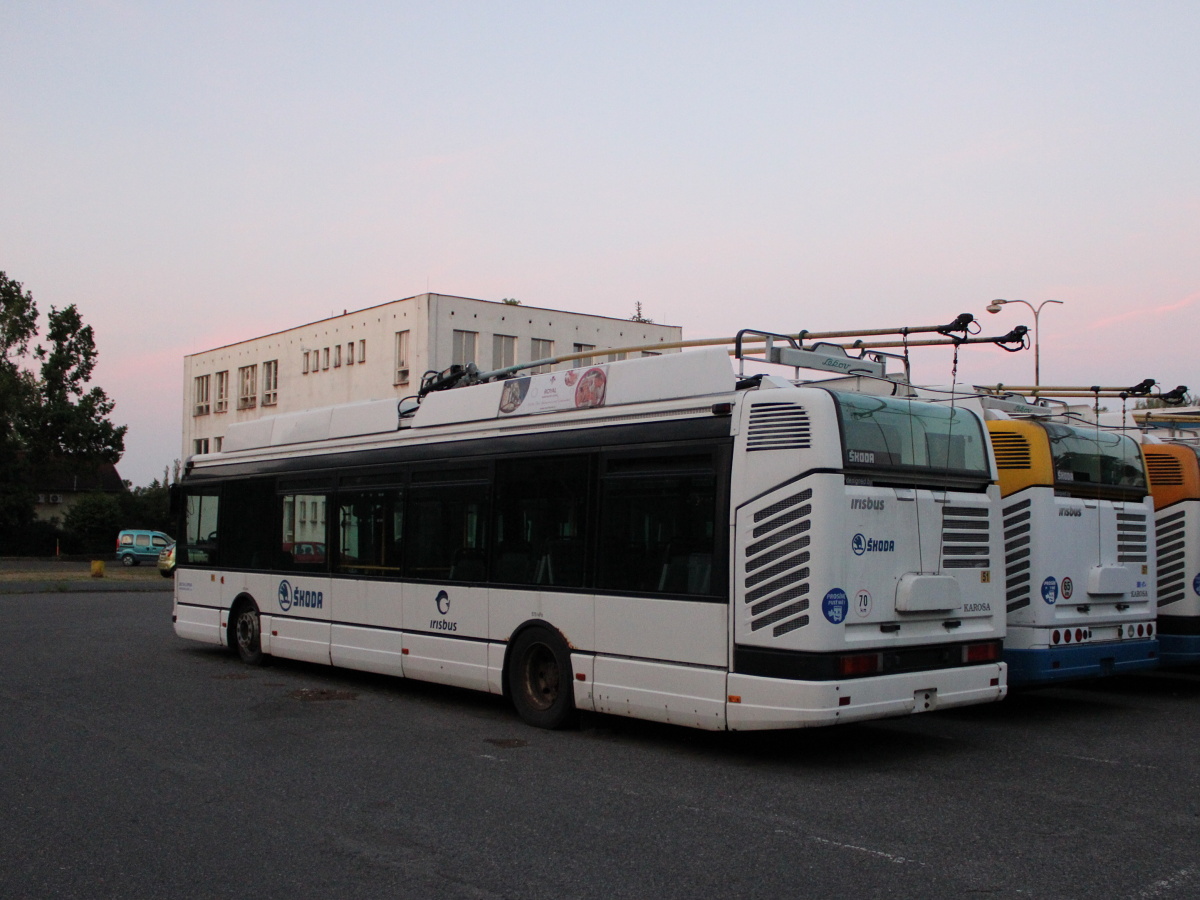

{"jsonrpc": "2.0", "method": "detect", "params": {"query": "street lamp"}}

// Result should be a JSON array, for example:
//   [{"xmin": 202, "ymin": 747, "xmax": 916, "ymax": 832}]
[{"xmin": 986, "ymin": 298, "xmax": 1063, "ymax": 387}]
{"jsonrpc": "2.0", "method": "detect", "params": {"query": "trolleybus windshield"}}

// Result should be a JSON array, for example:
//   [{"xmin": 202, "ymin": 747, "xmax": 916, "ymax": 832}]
[
  {"xmin": 832, "ymin": 391, "xmax": 990, "ymax": 479},
  {"xmin": 1041, "ymin": 423, "xmax": 1146, "ymax": 496}
]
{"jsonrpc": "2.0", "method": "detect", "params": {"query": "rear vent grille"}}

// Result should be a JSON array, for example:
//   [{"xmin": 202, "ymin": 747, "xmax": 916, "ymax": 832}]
[
  {"xmin": 747, "ymin": 403, "xmax": 812, "ymax": 451},
  {"xmin": 745, "ymin": 490, "xmax": 813, "ymax": 637},
  {"xmin": 1146, "ymin": 454, "xmax": 1185, "ymax": 487},
  {"xmin": 941, "ymin": 506, "xmax": 991, "ymax": 570},
  {"xmin": 1156, "ymin": 510, "xmax": 1187, "ymax": 607},
  {"xmin": 991, "ymin": 431, "xmax": 1032, "ymax": 469},
  {"xmin": 1003, "ymin": 498, "xmax": 1032, "ymax": 612},
  {"xmin": 1117, "ymin": 512, "xmax": 1148, "ymax": 563}
]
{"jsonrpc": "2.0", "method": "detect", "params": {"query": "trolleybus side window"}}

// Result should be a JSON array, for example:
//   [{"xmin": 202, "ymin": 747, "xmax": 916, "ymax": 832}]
[
  {"xmin": 220, "ymin": 479, "xmax": 279, "ymax": 570},
  {"xmin": 337, "ymin": 489, "xmax": 403, "ymax": 577},
  {"xmin": 407, "ymin": 466, "xmax": 489, "ymax": 582},
  {"xmin": 280, "ymin": 492, "xmax": 329, "ymax": 571},
  {"xmin": 183, "ymin": 490, "xmax": 220, "ymax": 565},
  {"xmin": 597, "ymin": 453, "xmax": 718, "ymax": 596},
  {"xmin": 492, "ymin": 455, "xmax": 591, "ymax": 587}
]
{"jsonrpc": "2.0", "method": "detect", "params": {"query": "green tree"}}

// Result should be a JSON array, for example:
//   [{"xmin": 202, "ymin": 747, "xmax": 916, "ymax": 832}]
[
  {"xmin": 24, "ymin": 304, "xmax": 126, "ymax": 464},
  {"xmin": 0, "ymin": 273, "xmax": 39, "ymax": 536},
  {"xmin": 0, "ymin": 272, "xmax": 127, "ymax": 550}
]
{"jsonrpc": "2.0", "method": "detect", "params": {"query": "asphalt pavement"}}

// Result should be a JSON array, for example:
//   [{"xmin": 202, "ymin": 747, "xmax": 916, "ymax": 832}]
[{"xmin": 2, "ymin": 590, "xmax": 1199, "ymax": 899}]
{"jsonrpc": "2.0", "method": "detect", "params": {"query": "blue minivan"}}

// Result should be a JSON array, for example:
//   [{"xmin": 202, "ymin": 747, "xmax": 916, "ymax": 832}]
[{"xmin": 116, "ymin": 530, "xmax": 173, "ymax": 566}]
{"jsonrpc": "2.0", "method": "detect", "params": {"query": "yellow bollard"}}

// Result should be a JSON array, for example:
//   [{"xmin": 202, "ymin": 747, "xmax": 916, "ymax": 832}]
[{"xmin": 90, "ymin": 560, "xmax": 105, "ymax": 578}]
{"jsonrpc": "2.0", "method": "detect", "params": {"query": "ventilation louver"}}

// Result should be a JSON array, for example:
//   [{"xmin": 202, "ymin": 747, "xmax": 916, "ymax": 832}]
[
  {"xmin": 1002, "ymin": 498, "xmax": 1032, "ymax": 612},
  {"xmin": 941, "ymin": 506, "xmax": 991, "ymax": 569},
  {"xmin": 990, "ymin": 431, "xmax": 1032, "ymax": 469},
  {"xmin": 1146, "ymin": 454, "xmax": 1185, "ymax": 487},
  {"xmin": 1156, "ymin": 510, "xmax": 1187, "ymax": 607},
  {"xmin": 745, "ymin": 489, "xmax": 813, "ymax": 636},
  {"xmin": 747, "ymin": 403, "xmax": 812, "ymax": 451},
  {"xmin": 1117, "ymin": 512, "xmax": 1148, "ymax": 564}
]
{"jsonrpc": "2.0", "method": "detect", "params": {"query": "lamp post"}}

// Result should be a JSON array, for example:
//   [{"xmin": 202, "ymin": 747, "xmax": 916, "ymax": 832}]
[{"xmin": 986, "ymin": 298, "xmax": 1063, "ymax": 387}]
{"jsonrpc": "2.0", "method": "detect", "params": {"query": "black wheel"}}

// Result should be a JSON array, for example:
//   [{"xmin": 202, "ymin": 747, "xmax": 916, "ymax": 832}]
[
  {"xmin": 230, "ymin": 599, "xmax": 266, "ymax": 665},
  {"xmin": 121, "ymin": 554, "xmax": 136, "ymax": 567},
  {"xmin": 507, "ymin": 627, "xmax": 577, "ymax": 729}
]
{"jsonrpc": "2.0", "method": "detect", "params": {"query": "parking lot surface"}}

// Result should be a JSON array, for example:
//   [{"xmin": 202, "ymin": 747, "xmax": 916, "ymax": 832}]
[{"xmin": 2, "ymin": 591, "xmax": 1199, "ymax": 899}]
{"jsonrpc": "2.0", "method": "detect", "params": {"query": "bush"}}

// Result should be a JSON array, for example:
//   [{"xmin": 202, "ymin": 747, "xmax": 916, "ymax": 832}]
[{"xmin": 63, "ymin": 492, "xmax": 124, "ymax": 554}]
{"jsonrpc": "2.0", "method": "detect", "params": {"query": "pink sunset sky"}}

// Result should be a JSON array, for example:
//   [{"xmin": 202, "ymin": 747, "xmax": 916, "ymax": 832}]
[{"xmin": 2, "ymin": 2, "xmax": 1197, "ymax": 485}]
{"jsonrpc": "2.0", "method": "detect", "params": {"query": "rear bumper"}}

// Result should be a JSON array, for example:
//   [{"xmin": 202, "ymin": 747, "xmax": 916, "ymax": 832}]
[
  {"xmin": 1157, "ymin": 633, "xmax": 1200, "ymax": 667},
  {"xmin": 1005, "ymin": 640, "xmax": 1159, "ymax": 686},
  {"xmin": 725, "ymin": 663, "xmax": 1006, "ymax": 730}
]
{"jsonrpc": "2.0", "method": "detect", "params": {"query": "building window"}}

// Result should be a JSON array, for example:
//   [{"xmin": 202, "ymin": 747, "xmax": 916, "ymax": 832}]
[
  {"xmin": 493, "ymin": 334, "xmax": 516, "ymax": 370},
  {"xmin": 347, "ymin": 342, "xmax": 355, "ymax": 365},
  {"xmin": 572, "ymin": 343, "xmax": 595, "ymax": 367},
  {"xmin": 607, "ymin": 351, "xmax": 627, "ymax": 363},
  {"xmin": 323, "ymin": 348, "xmax": 330, "ymax": 370},
  {"xmin": 302, "ymin": 351, "xmax": 310, "ymax": 375},
  {"xmin": 214, "ymin": 436, "xmax": 223, "ymax": 452},
  {"xmin": 334, "ymin": 345, "xmax": 342, "ymax": 368},
  {"xmin": 262, "ymin": 359, "xmax": 279, "ymax": 406},
  {"xmin": 359, "ymin": 339, "xmax": 366, "ymax": 362},
  {"xmin": 238, "ymin": 365, "xmax": 257, "ymax": 409},
  {"xmin": 193, "ymin": 375, "xmax": 210, "ymax": 416},
  {"xmin": 193, "ymin": 438, "xmax": 210, "ymax": 455},
  {"xmin": 531, "ymin": 338, "xmax": 554, "ymax": 374},
  {"xmin": 641, "ymin": 351, "xmax": 660, "ymax": 358},
  {"xmin": 452, "ymin": 330, "xmax": 478, "ymax": 367},
  {"xmin": 215, "ymin": 370, "xmax": 229, "ymax": 412},
  {"xmin": 394, "ymin": 330, "xmax": 410, "ymax": 385}
]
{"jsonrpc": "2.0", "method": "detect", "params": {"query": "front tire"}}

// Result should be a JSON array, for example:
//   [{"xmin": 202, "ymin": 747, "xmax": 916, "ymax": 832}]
[
  {"xmin": 507, "ymin": 627, "xmax": 577, "ymax": 729},
  {"xmin": 230, "ymin": 599, "xmax": 266, "ymax": 665}
]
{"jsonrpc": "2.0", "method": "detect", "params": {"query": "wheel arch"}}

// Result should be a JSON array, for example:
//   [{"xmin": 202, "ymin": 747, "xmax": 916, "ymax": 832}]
[
  {"xmin": 225, "ymin": 592, "xmax": 260, "ymax": 647},
  {"xmin": 501, "ymin": 619, "xmax": 574, "ymax": 702}
]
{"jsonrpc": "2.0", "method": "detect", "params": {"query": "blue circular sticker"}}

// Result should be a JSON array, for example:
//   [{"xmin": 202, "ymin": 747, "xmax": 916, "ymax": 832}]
[
  {"xmin": 1193, "ymin": 573, "xmax": 1200, "ymax": 597},
  {"xmin": 1041, "ymin": 576, "xmax": 1058, "ymax": 605},
  {"xmin": 823, "ymin": 588, "xmax": 849, "ymax": 624}
]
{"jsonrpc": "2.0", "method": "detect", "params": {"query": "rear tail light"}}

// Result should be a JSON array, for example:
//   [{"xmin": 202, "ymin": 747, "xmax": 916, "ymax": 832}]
[
  {"xmin": 964, "ymin": 641, "xmax": 1001, "ymax": 663},
  {"xmin": 1148, "ymin": 623, "xmax": 1154, "ymax": 637},
  {"xmin": 838, "ymin": 653, "xmax": 881, "ymax": 677},
  {"xmin": 1052, "ymin": 630, "xmax": 1061, "ymax": 645}
]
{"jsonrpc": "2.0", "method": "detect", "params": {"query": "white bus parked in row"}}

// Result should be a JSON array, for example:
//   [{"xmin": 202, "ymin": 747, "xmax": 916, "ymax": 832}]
[{"xmin": 172, "ymin": 337, "xmax": 1009, "ymax": 730}]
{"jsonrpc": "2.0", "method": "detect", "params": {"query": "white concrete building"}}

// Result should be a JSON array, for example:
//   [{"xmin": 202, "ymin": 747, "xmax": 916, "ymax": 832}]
[{"xmin": 182, "ymin": 293, "xmax": 682, "ymax": 458}]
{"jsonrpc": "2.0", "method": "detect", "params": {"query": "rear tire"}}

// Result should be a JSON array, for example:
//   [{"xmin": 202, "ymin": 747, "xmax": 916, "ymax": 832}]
[
  {"xmin": 121, "ymin": 554, "xmax": 135, "ymax": 567},
  {"xmin": 230, "ymin": 599, "xmax": 266, "ymax": 665},
  {"xmin": 507, "ymin": 627, "xmax": 577, "ymax": 729}
]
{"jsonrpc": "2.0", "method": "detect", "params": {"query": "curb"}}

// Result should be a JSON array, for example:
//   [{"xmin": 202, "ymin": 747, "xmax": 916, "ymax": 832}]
[{"xmin": 0, "ymin": 580, "xmax": 173, "ymax": 595}]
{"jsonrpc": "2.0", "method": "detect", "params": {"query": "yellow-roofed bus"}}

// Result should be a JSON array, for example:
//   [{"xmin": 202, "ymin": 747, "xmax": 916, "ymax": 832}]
[
  {"xmin": 981, "ymin": 409, "xmax": 1157, "ymax": 685},
  {"xmin": 1141, "ymin": 440, "xmax": 1200, "ymax": 665}
]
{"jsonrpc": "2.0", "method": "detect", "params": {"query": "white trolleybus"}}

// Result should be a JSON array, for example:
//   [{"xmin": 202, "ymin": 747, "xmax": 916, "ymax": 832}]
[
  {"xmin": 954, "ymin": 388, "xmax": 1160, "ymax": 686},
  {"xmin": 1141, "ymin": 437, "xmax": 1200, "ymax": 665},
  {"xmin": 172, "ymin": 328, "xmax": 1009, "ymax": 730}
]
